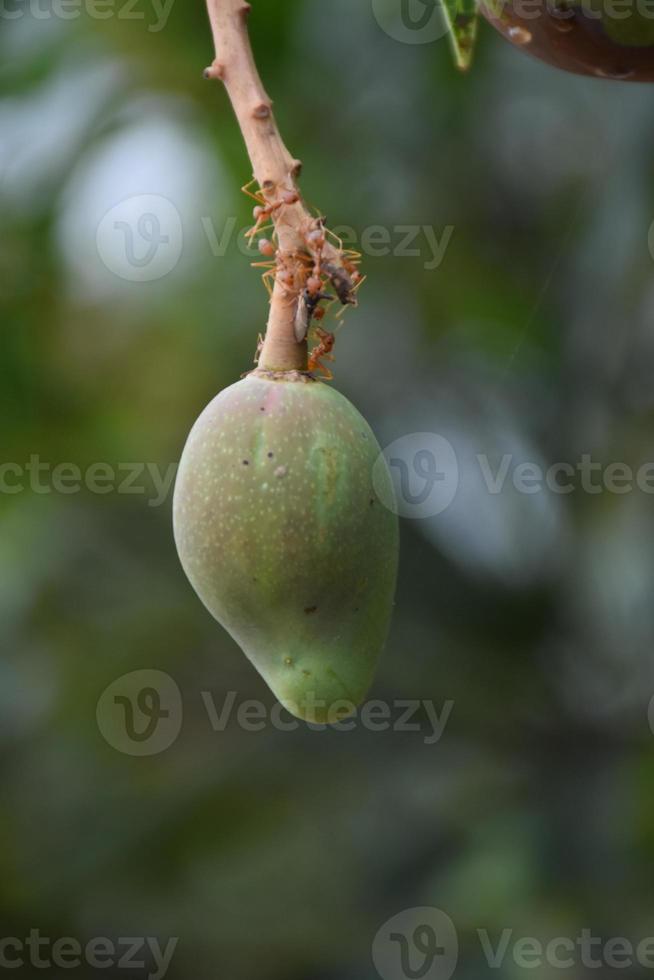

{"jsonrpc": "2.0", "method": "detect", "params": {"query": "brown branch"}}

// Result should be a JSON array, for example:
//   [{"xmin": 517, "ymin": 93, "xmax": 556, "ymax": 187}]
[{"xmin": 204, "ymin": 0, "xmax": 356, "ymax": 374}]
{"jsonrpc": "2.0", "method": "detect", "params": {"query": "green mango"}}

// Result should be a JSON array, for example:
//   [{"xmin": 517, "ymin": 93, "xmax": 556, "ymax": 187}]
[{"xmin": 173, "ymin": 373, "xmax": 399, "ymax": 724}]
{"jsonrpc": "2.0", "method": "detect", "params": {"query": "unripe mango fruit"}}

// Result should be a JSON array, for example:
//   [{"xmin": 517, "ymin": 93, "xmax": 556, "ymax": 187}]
[{"xmin": 173, "ymin": 373, "xmax": 399, "ymax": 723}]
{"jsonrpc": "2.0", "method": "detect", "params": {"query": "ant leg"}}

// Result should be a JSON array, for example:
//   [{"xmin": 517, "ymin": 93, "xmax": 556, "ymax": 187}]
[
  {"xmin": 250, "ymin": 261, "xmax": 277, "ymax": 297},
  {"xmin": 317, "ymin": 361, "xmax": 334, "ymax": 381},
  {"xmin": 320, "ymin": 296, "xmax": 337, "ymax": 319},
  {"xmin": 246, "ymin": 213, "xmax": 278, "ymax": 240},
  {"xmin": 241, "ymin": 179, "xmax": 266, "ymax": 206},
  {"xmin": 324, "ymin": 226, "xmax": 345, "ymax": 253},
  {"xmin": 261, "ymin": 268, "xmax": 277, "ymax": 297},
  {"xmin": 246, "ymin": 217, "xmax": 268, "ymax": 241}
]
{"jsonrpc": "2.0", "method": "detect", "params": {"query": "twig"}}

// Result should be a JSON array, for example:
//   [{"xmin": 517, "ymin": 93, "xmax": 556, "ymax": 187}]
[{"xmin": 204, "ymin": 0, "xmax": 357, "ymax": 374}]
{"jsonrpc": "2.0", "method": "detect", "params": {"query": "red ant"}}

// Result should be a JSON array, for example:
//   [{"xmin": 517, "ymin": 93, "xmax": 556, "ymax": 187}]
[
  {"xmin": 242, "ymin": 179, "xmax": 299, "ymax": 240},
  {"xmin": 252, "ymin": 241, "xmax": 300, "ymax": 298},
  {"xmin": 308, "ymin": 326, "xmax": 336, "ymax": 380}
]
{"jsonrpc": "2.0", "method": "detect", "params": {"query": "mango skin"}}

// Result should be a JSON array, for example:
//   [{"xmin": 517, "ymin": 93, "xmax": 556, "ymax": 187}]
[
  {"xmin": 481, "ymin": 0, "xmax": 654, "ymax": 80},
  {"xmin": 173, "ymin": 374, "xmax": 398, "ymax": 723}
]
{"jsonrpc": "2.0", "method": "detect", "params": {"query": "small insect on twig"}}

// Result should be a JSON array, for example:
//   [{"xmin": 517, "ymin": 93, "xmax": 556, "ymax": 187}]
[
  {"xmin": 322, "ymin": 262, "xmax": 356, "ymax": 306},
  {"xmin": 333, "ymin": 268, "xmax": 366, "ymax": 323},
  {"xmin": 305, "ymin": 220, "xmax": 363, "ymax": 308},
  {"xmin": 294, "ymin": 268, "xmax": 334, "ymax": 341}
]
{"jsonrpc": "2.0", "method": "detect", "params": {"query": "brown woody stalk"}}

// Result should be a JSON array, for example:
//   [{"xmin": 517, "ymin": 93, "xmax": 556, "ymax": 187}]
[{"xmin": 204, "ymin": 0, "xmax": 355, "ymax": 374}]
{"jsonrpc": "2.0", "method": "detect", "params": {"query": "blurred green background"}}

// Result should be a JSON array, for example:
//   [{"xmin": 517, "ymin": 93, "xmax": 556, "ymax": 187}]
[{"xmin": 3, "ymin": 1, "xmax": 654, "ymax": 978}]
